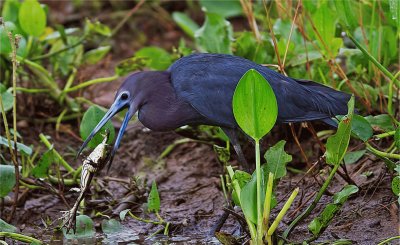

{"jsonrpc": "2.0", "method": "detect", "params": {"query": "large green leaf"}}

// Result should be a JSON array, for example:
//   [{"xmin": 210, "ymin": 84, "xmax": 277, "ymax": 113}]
[
  {"xmin": 325, "ymin": 96, "xmax": 354, "ymax": 165},
  {"xmin": 147, "ymin": 181, "xmax": 160, "ymax": 213},
  {"xmin": 62, "ymin": 215, "xmax": 95, "ymax": 239},
  {"xmin": 1, "ymin": 0, "xmax": 21, "ymax": 24},
  {"xmin": 80, "ymin": 105, "xmax": 115, "ymax": 149},
  {"xmin": 135, "ymin": 47, "xmax": 173, "ymax": 70},
  {"xmin": 172, "ymin": 12, "xmax": 199, "ymax": 38},
  {"xmin": 0, "ymin": 165, "xmax": 16, "ymax": 198},
  {"xmin": 263, "ymin": 140, "xmax": 292, "ymax": 179},
  {"xmin": 240, "ymin": 168, "xmax": 276, "ymax": 224},
  {"xmin": 18, "ymin": 0, "xmax": 46, "ymax": 37},
  {"xmin": 232, "ymin": 69, "xmax": 278, "ymax": 140},
  {"xmin": 351, "ymin": 115, "xmax": 373, "ymax": 142},
  {"xmin": 365, "ymin": 114, "xmax": 395, "ymax": 132},
  {"xmin": 195, "ymin": 12, "xmax": 233, "ymax": 54}
]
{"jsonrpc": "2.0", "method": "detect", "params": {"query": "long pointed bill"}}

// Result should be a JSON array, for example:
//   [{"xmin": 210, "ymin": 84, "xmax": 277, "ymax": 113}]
[
  {"xmin": 77, "ymin": 98, "xmax": 129, "ymax": 157},
  {"xmin": 107, "ymin": 106, "xmax": 136, "ymax": 169}
]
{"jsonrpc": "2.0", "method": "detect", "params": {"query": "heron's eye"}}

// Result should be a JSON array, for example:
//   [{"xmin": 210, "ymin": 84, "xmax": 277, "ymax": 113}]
[{"xmin": 120, "ymin": 92, "xmax": 129, "ymax": 100}]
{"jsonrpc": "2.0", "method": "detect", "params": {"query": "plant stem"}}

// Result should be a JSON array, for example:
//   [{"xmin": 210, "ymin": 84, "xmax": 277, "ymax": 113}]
[
  {"xmin": 366, "ymin": 142, "xmax": 400, "ymax": 159},
  {"xmin": 6, "ymin": 26, "xmax": 20, "ymax": 224},
  {"xmin": 128, "ymin": 211, "xmax": 164, "ymax": 225},
  {"xmin": 267, "ymin": 187, "xmax": 299, "ymax": 235},
  {"xmin": 282, "ymin": 162, "xmax": 341, "ymax": 239},
  {"xmin": 255, "ymin": 139, "xmax": 263, "ymax": 244},
  {"xmin": 374, "ymin": 130, "xmax": 396, "ymax": 139},
  {"xmin": 0, "ymin": 232, "xmax": 42, "ymax": 244},
  {"xmin": 263, "ymin": 172, "xmax": 274, "ymax": 244},
  {"xmin": 227, "ymin": 166, "xmax": 257, "ymax": 241},
  {"xmin": 263, "ymin": 176, "xmax": 274, "ymax": 226},
  {"xmin": 14, "ymin": 87, "xmax": 50, "ymax": 93},
  {"xmin": 62, "ymin": 75, "xmax": 119, "ymax": 93},
  {"xmin": 39, "ymin": 134, "xmax": 75, "ymax": 173}
]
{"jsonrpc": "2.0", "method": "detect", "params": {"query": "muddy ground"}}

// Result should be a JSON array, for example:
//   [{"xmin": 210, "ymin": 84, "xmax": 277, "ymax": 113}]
[{"xmin": 4, "ymin": 118, "xmax": 398, "ymax": 244}]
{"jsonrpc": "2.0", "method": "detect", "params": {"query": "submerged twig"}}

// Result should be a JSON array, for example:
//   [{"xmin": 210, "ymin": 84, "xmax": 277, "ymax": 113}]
[{"xmin": 60, "ymin": 130, "xmax": 111, "ymax": 233}]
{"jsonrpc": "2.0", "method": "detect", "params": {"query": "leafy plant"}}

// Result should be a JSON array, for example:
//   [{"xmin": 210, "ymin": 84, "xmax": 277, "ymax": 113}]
[{"xmin": 227, "ymin": 69, "xmax": 299, "ymax": 244}]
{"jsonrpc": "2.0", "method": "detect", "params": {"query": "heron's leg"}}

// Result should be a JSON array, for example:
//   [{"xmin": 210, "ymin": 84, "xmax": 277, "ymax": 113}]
[
  {"xmin": 209, "ymin": 210, "xmax": 230, "ymax": 236},
  {"xmin": 221, "ymin": 127, "xmax": 251, "ymax": 172}
]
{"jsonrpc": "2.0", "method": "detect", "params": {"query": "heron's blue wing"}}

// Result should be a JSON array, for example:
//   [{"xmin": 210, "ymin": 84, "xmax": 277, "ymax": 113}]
[{"xmin": 169, "ymin": 53, "xmax": 350, "ymax": 127}]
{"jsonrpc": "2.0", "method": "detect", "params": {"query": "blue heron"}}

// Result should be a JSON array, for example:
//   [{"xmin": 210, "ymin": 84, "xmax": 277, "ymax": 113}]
[{"xmin": 78, "ymin": 53, "xmax": 350, "ymax": 169}]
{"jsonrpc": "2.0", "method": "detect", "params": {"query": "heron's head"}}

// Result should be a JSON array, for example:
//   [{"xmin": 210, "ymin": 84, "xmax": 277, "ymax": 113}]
[{"xmin": 77, "ymin": 72, "xmax": 156, "ymax": 165}]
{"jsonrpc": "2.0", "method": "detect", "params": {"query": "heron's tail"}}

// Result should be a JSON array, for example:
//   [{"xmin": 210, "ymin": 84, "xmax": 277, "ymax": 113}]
[{"xmin": 295, "ymin": 78, "xmax": 352, "ymax": 124}]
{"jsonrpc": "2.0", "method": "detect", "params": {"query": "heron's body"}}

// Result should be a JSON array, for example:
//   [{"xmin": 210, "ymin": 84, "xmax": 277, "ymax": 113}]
[
  {"xmin": 79, "ymin": 53, "xmax": 351, "ymax": 168},
  {"xmin": 136, "ymin": 53, "xmax": 350, "ymax": 131}
]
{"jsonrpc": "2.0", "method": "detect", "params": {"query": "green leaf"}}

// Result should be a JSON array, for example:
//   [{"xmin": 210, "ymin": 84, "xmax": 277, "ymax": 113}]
[
  {"xmin": 83, "ymin": 46, "xmax": 111, "ymax": 65},
  {"xmin": 326, "ymin": 96, "xmax": 354, "ymax": 165},
  {"xmin": 119, "ymin": 209, "xmax": 130, "ymax": 221},
  {"xmin": 18, "ymin": 0, "xmax": 46, "ymax": 37},
  {"xmin": 80, "ymin": 105, "xmax": 115, "ymax": 149},
  {"xmin": 0, "ymin": 136, "xmax": 32, "ymax": 156},
  {"xmin": 62, "ymin": 215, "xmax": 95, "ymax": 239},
  {"xmin": 135, "ymin": 47, "xmax": 172, "ymax": 70},
  {"xmin": 234, "ymin": 31, "xmax": 273, "ymax": 64},
  {"xmin": 195, "ymin": 12, "xmax": 233, "ymax": 54},
  {"xmin": 343, "ymin": 150, "xmax": 366, "ymax": 165},
  {"xmin": 49, "ymin": 36, "xmax": 84, "ymax": 76},
  {"xmin": 364, "ymin": 114, "xmax": 395, "ymax": 132},
  {"xmin": 199, "ymin": 0, "xmax": 243, "ymax": 18},
  {"xmin": 240, "ymin": 171, "xmax": 276, "ymax": 225},
  {"xmin": 240, "ymin": 174, "xmax": 258, "ymax": 224},
  {"xmin": 231, "ymin": 170, "xmax": 251, "ymax": 205},
  {"xmin": 351, "ymin": 115, "xmax": 373, "ymax": 142},
  {"xmin": 0, "ymin": 218, "xmax": 17, "ymax": 232},
  {"xmin": 392, "ymin": 176, "xmax": 400, "ymax": 196},
  {"xmin": 311, "ymin": 1, "xmax": 340, "ymax": 55},
  {"xmin": 101, "ymin": 219, "xmax": 122, "ymax": 234},
  {"xmin": 333, "ymin": 185, "xmax": 359, "ymax": 204},
  {"xmin": 84, "ymin": 19, "xmax": 111, "ymax": 37},
  {"xmin": 263, "ymin": 140, "xmax": 292, "ymax": 179},
  {"xmin": 0, "ymin": 84, "xmax": 14, "ymax": 112},
  {"xmin": 0, "ymin": 165, "xmax": 16, "ymax": 198},
  {"xmin": 334, "ymin": 0, "xmax": 358, "ymax": 29},
  {"xmin": 2, "ymin": 0, "xmax": 21, "ymax": 23},
  {"xmin": 147, "ymin": 181, "xmax": 160, "ymax": 213},
  {"xmin": 395, "ymin": 127, "xmax": 400, "ymax": 149},
  {"xmin": 115, "ymin": 57, "xmax": 147, "ymax": 77},
  {"xmin": 232, "ymin": 69, "xmax": 278, "ymax": 140},
  {"xmin": 308, "ymin": 185, "xmax": 358, "ymax": 236},
  {"xmin": 31, "ymin": 149, "xmax": 56, "ymax": 178},
  {"xmin": 172, "ymin": 12, "xmax": 199, "ymax": 38}
]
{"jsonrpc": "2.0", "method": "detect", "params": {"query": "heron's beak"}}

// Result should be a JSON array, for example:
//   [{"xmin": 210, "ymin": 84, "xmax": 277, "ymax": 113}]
[{"xmin": 77, "ymin": 96, "xmax": 137, "ymax": 167}]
